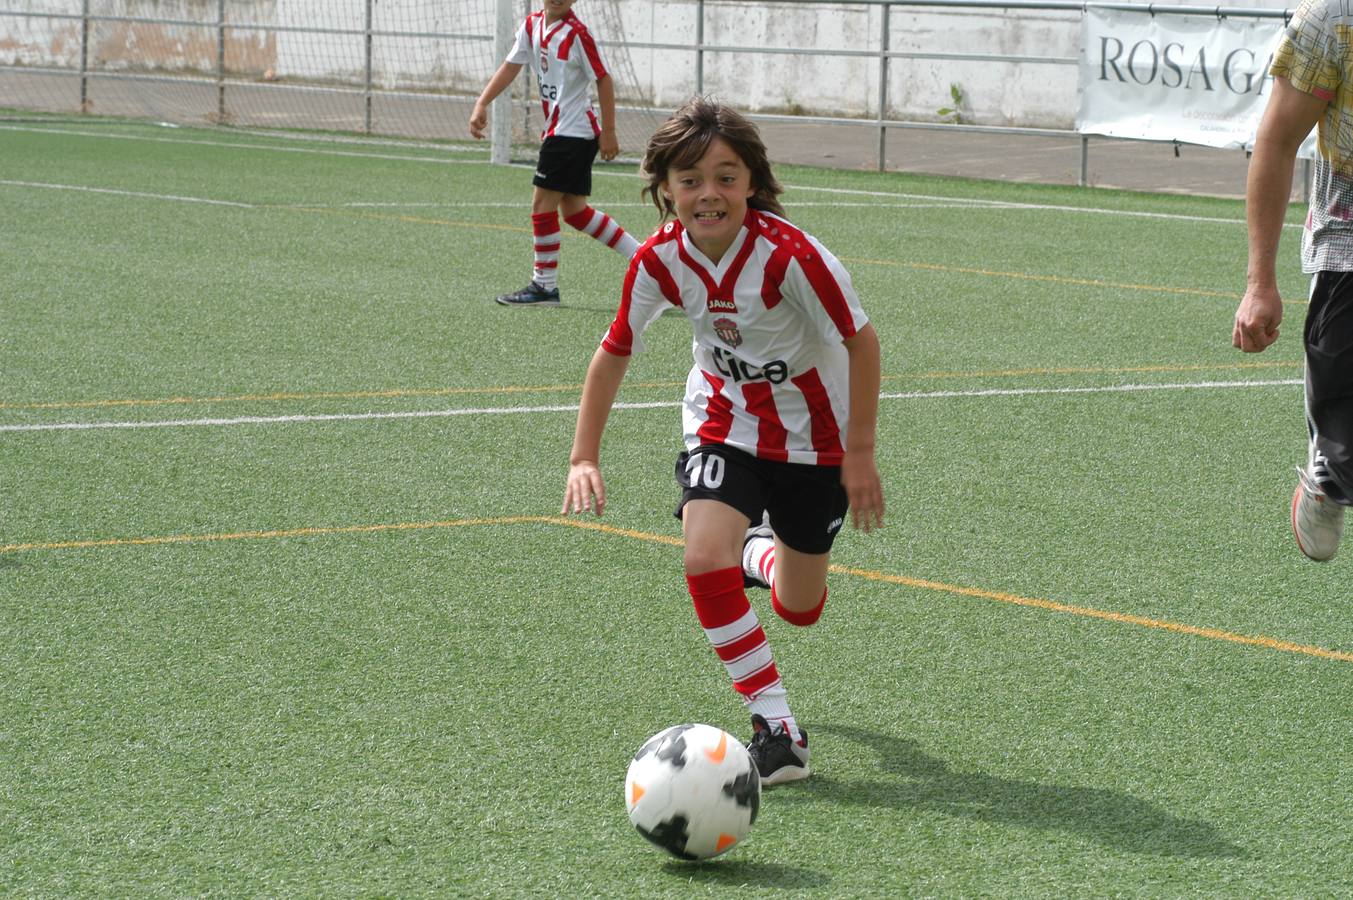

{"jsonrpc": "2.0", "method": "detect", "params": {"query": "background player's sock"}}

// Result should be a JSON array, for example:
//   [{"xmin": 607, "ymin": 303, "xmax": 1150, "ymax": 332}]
[
  {"xmin": 565, "ymin": 206, "xmax": 639, "ymax": 259},
  {"xmin": 532, "ymin": 211, "xmax": 561, "ymax": 288}
]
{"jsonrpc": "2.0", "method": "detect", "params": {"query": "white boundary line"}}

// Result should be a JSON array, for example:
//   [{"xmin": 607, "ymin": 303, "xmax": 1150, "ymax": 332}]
[
  {"xmin": 0, "ymin": 379, "xmax": 1301, "ymax": 434},
  {"xmin": 0, "ymin": 124, "xmax": 490, "ymax": 166},
  {"xmin": 1, "ymin": 121, "xmax": 1295, "ymax": 229},
  {"xmin": 0, "ymin": 179, "xmax": 986, "ymax": 213},
  {"xmin": 0, "ymin": 178, "xmax": 256, "ymax": 208}
]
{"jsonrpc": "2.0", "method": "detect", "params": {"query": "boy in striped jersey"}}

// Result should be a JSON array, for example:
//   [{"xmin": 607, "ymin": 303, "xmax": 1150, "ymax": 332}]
[
  {"xmin": 562, "ymin": 100, "xmax": 885, "ymax": 785},
  {"xmin": 469, "ymin": 0, "xmax": 638, "ymax": 307}
]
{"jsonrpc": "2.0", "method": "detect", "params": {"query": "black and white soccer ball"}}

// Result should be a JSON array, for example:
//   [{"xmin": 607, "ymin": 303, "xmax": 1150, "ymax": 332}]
[{"xmin": 624, "ymin": 723, "xmax": 760, "ymax": 860}]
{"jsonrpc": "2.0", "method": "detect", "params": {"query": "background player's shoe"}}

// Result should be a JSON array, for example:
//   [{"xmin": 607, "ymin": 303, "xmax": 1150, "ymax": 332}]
[
  {"xmin": 747, "ymin": 714, "xmax": 809, "ymax": 786},
  {"xmin": 1292, "ymin": 465, "xmax": 1344, "ymax": 561},
  {"xmin": 495, "ymin": 282, "xmax": 560, "ymax": 307},
  {"xmin": 741, "ymin": 512, "xmax": 773, "ymax": 589}
]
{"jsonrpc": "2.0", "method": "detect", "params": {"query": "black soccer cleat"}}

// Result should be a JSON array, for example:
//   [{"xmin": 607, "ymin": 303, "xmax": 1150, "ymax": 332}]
[
  {"xmin": 495, "ymin": 281, "xmax": 560, "ymax": 307},
  {"xmin": 746, "ymin": 714, "xmax": 810, "ymax": 786}
]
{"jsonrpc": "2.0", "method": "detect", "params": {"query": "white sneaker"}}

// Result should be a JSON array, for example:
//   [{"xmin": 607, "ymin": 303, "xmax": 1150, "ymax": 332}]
[
  {"xmin": 741, "ymin": 512, "xmax": 774, "ymax": 588},
  {"xmin": 1292, "ymin": 466, "xmax": 1345, "ymax": 561}
]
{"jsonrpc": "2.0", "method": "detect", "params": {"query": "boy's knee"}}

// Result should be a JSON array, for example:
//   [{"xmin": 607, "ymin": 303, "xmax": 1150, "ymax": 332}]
[
  {"xmin": 771, "ymin": 586, "xmax": 827, "ymax": 627},
  {"xmin": 683, "ymin": 547, "xmax": 739, "ymax": 578}
]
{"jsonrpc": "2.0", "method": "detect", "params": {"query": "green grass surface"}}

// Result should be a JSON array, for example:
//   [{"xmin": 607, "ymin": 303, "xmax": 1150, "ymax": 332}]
[{"xmin": 3, "ymin": 118, "xmax": 1349, "ymax": 896}]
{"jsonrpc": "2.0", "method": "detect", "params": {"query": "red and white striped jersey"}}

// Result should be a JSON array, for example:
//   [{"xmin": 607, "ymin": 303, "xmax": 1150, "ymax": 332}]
[
  {"xmin": 506, "ymin": 10, "xmax": 607, "ymax": 140},
  {"xmin": 603, "ymin": 209, "xmax": 870, "ymax": 466}
]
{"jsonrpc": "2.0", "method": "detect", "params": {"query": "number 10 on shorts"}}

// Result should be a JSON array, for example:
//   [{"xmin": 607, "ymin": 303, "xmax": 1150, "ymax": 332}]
[{"xmin": 686, "ymin": 452, "xmax": 726, "ymax": 490}]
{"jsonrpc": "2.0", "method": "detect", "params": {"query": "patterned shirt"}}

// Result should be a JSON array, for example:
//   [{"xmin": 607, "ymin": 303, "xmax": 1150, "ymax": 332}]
[
  {"xmin": 603, "ymin": 209, "xmax": 869, "ymax": 466},
  {"xmin": 1272, "ymin": 0, "xmax": 1353, "ymax": 271},
  {"xmin": 506, "ymin": 10, "xmax": 607, "ymax": 140}
]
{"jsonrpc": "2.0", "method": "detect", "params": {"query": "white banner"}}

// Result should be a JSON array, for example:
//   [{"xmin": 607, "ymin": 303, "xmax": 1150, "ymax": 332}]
[{"xmin": 1077, "ymin": 8, "xmax": 1285, "ymax": 150}]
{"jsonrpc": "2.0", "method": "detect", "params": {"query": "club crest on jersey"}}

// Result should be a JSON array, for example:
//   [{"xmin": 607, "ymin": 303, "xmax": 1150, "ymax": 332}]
[
  {"xmin": 540, "ymin": 52, "xmax": 549, "ymax": 72},
  {"xmin": 712, "ymin": 316, "xmax": 742, "ymax": 349},
  {"xmin": 707, "ymin": 294, "xmax": 737, "ymax": 314}
]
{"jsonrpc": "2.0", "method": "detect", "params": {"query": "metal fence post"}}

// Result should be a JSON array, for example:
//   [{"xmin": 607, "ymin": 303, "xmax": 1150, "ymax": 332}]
[
  {"xmin": 216, "ymin": 0, "xmax": 226, "ymax": 122},
  {"xmin": 695, "ymin": 0, "xmax": 705, "ymax": 96},
  {"xmin": 490, "ymin": 0, "xmax": 515, "ymax": 164},
  {"xmin": 877, "ymin": 4, "xmax": 890, "ymax": 172},
  {"xmin": 364, "ymin": 0, "xmax": 374, "ymax": 134},
  {"xmin": 79, "ymin": 0, "xmax": 90, "ymax": 113}
]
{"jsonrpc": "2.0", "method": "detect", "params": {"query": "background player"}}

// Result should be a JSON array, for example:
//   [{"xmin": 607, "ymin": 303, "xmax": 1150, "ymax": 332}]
[
  {"xmin": 562, "ymin": 99, "xmax": 885, "ymax": 785},
  {"xmin": 469, "ymin": 0, "xmax": 638, "ymax": 307},
  {"xmin": 1233, "ymin": 0, "xmax": 1353, "ymax": 560}
]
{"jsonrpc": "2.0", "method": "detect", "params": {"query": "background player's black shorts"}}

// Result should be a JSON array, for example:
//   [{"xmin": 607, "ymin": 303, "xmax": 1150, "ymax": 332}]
[
  {"xmin": 532, "ymin": 136, "xmax": 598, "ymax": 195},
  {"xmin": 674, "ymin": 443, "xmax": 848, "ymax": 555},
  {"xmin": 1304, "ymin": 270, "xmax": 1353, "ymax": 501}
]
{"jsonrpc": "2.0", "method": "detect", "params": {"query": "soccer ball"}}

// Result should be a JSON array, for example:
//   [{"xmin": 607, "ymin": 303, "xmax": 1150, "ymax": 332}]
[{"xmin": 624, "ymin": 723, "xmax": 760, "ymax": 860}]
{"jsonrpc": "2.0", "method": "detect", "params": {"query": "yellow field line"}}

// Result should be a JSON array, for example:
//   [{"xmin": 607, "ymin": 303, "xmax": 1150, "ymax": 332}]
[
  {"xmin": 0, "ymin": 516, "xmax": 555, "ymax": 554},
  {"xmin": 843, "ymin": 256, "xmax": 1299, "ymax": 303},
  {"xmin": 286, "ymin": 206, "xmax": 1252, "ymax": 300},
  {"xmin": 283, "ymin": 204, "xmax": 532, "ymax": 234},
  {"xmin": 4, "ymin": 513, "xmax": 1348, "ymax": 665},
  {"xmin": 0, "ymin": 362, "xmax": 1300, "ymax": 412},
  {"xmin": 831, "ymin": 565, "xmax": 1353, "ymax": 664},
  {"xmin": 887, "ymin": 360, "xmax": 1298, "ymax": 381}
]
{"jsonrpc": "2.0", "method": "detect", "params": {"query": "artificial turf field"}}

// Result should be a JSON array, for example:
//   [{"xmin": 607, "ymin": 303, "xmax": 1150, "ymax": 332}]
[{"xmin": 3, "ymin": 115, "xmax": 1352, "ymax": 896}]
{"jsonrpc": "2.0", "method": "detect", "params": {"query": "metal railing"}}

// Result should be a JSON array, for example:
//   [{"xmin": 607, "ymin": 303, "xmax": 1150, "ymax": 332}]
[
  {"xmin": 0, "ymin": 0, "xmax": 1296, "ymax": 188},
  {"xmin": 651, "ymin": 0, "xmax": 1293, "ymax": 183},
  {"xmin": 1, "ymin": 1, "xmax": 494, "ymax": 133}
]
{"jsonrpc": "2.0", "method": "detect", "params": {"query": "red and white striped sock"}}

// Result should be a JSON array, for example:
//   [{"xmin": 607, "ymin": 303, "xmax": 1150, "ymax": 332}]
[
  {"xmin": 531, "ymin": 211, "xmax": 560, "ymax": 288},
  {"xmin": 564, "ymin": 206, "xmax": 639, "ymax": 259},
  {"xmin": 742, "ymin": 535, "xmax": 775, "ymax": 589},
  {"xmin": 687, "ymin": 566, "xmax": 801, "ymax": 743}
]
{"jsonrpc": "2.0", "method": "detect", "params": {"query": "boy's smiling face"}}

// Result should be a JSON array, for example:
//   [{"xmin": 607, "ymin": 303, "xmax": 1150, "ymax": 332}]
[
  {"xmin": 543, "ymin": 0, "xmax": 576, "ymax": 22},
  {"xmin": 661, "ymin": 137, "xmax": 756, "ymax": 265}
]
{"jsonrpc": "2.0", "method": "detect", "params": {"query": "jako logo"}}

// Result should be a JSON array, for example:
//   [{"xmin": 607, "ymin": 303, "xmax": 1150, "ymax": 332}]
[
  {"xmin": 827, "ymin": 517, "xmax": 843, "ymax": 534},
  {"xmin": 1098, "ymin": 37, "xmax": 1274, "ymax": 95}
]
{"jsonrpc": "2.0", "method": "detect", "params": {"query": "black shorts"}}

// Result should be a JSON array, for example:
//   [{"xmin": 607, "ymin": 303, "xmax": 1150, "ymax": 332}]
[
  {"xmin": 674, "ymin": 443, "xmax": 848, "ymax": 555},
  {"xmin": 1304, "ymin": 271, "xmax": 1353, "ymax": 500},
  {"xmin": 533, "ymin": 136, "xmax": 598, "ymax": 195}
]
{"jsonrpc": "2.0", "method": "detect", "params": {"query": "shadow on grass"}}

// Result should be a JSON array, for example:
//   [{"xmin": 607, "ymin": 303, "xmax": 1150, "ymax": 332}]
[
  {"xmin": 662, "ymin": 859, "xmax": 831, "ymax": 888},
  {"xmin": 791, "ymin": 724, "xmax": 1248, "ymax": 860}
]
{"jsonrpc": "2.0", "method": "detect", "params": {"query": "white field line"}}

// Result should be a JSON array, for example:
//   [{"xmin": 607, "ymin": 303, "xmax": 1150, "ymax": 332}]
[
  {"xmin": 0, "ymin": 124, "xmax": 491, "ymax": 166},
  {"xmin": 0, "ymin": 181, "xmax": 979, "ymax": 213},
  {"xmin": 1, "ymin": 122, "xmax": 1289, "ymax": 229},
  {"xmin": 0, "ymin": 178, "xmax": 256, "ymax": 207},
  {"xmin": 0, "ymin": 379, "xmax": 1301, "ymax": 435}
]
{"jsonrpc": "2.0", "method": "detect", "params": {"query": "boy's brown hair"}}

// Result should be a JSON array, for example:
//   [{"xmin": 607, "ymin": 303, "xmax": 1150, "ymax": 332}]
[{"xmin": 641, "ymin": 98, "xmax": 785, "ymax": 219}]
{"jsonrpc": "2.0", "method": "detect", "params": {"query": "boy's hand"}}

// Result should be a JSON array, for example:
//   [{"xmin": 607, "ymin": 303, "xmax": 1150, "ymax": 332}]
[
  {"xmin": 469, "ymin": 104, "xmax": 488, "ymax": 140},
  {"xmin": 599, "ymin": 129, "xmax": 620, "ymax": 161},
  {"xmin": 563, "ymin": 460, "xmax": 607, "ymax": 516},
  {"xmin": 842, "ymin": 449, "xmax": 884, "ymax": 532}
]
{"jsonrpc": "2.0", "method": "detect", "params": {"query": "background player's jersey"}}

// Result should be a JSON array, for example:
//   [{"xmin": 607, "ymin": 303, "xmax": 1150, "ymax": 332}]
[
  {"xmin": 506, "ymin": 10, "xmax": 607, "ymax": 140},
  {"xmin": 1272, "ymin": 0, "xmax": 1353, "ymax": 272},
  {"xmin": 603, "ymin": 209, "xmax": 870, "ymax": 466}
]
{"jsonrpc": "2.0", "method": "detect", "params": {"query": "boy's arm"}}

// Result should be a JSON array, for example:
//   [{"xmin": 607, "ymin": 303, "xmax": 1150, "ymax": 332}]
[
  {"xmin": 469, "ymin": 61, "xmax": 524, "ymax": 139},
  {"xmin": 841, "ymin": 323, "xmax": 884, "ymax": 532},
  {"xmin": 563, "ymin": 345, "xmax": 631, "ymax": 515},
  {"xmin": 595, "ymin": 73, "xmax": 620, "ymax": 160}
]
